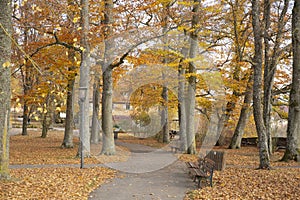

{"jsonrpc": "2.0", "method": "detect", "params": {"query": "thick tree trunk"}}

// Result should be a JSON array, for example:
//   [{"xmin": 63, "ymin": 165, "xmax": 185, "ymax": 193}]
[
  {"xmin": 62, "ymin": 74, "xmax": 75, "ymax": 147},
  {"xmin": 77, "ymin": 0, "xmax": 91, "ymax": 157},
  {"xmin": 229, "ymin": 73, "xmax": 253, "ymax": 149},
  {"xmin": 62, "ymin": 52, "xmax": 76, "ymax": 147},
  {"xmin": 0, "ymin": 0, "xmax": 12, "ymax": 179},
  {"xmin": 186, "ymin": 0, "xmax": 201, "ymax": 155},
  {"xmin": 100, "ymin": 0, "xmax": 116, "ymax": 155},
  {"xmin": 91, "ymin": 72, "xmax": 101, "ymax": 144},
  {"xmin": 252, "ymin": 0, "xmax": 271, "ymax": 169},
  {"xmin": 62, "ymin": 0, "xmax": 78, "ymax": 148},
  {"xmin": 101, "ymin": 68, "xmax": 115, "ymax": 155},
  {"xmin": 282, "ymin": 0, "xmax": 300, "ymax": 162}
]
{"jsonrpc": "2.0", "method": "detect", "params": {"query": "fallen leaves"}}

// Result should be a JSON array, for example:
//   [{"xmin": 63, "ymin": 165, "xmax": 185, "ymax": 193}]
[
  {"xmin": 1, "ymin": 167, "xmax": 116, "ymax": 200},
  {"xmin": 1, "ymin": 130, "xmax": 119, "ymax": 200},
  {"xmin": 183, "ymin": 146, "xmax": 300, "ymax": 200},
  {"xmin": 185, "ymin": 167, "xmax": 300, "ymax": 200}
]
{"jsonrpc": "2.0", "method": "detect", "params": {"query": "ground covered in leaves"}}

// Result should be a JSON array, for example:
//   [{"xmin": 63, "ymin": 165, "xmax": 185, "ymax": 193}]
[
  {"xmin": 1, "ymin": 130, "xmax": 120, "ymax": 200},
  {"xmin": 1, "ymin": 130, "xmax": 300, "ymax": 199},
  {"xmin": 182, "ymin": 147, "xmax": 300, "ymax": 200}
]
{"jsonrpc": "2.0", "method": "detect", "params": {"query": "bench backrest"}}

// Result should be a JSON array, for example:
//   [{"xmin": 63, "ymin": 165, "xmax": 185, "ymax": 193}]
[{"xmin": 198, "ymin": 157, "xmax": 215, "ymax": 177}]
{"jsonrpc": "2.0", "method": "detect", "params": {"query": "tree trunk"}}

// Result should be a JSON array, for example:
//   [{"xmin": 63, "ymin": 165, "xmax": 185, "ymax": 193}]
[
  {"xmin": 62, "ymin": 0, "xmax": 78, "ymax": 147},
  {"xmin": 100, "ymin": 0, "xmax": 116, "ymax": 155},
  {"xmin": 101, "ymin": 68, "xmax": 115, "ymax": 155},
  {"xmin": 263, "ymin": 0, "xmax": 290, "ymax": 155},
  {"xmin": 161, "ymin": 11, "xmax": 170, "ymax": 144},
  {"xmin": 186, "ymin": 0, "xmax": 201, "ymax": 155},
  {"xmin": 41, "ymin": 93, "xmax": 54, "ymax": 138},
  {"xmin": 162, "ymin": 85, "xmax": 170, "ymax": 143},
  {"xmin": 262, "ymin": 0, "xmax": 273, "ymax": 155},
  {"xmin": 251, "ymin": 0, "xmax": 271, "ymax": 169},
  {"xmin": 178, "ymin": 63, "xmax": 187, "ymax": 152},
  {"xmin": 282, "ymin": 0, "xmax": 300, "ymax": 162},
  {"xmin": 77, "ymin": 0, "xmax": 91, "ymax": 157},
  {"xmin": 91, "ymin": 72, "xmax": 101, "ymax": 144},
  {"xmin": 21, "ymin": 103, "xmax": 29, "ymax": 136},
  {"xmin": 61, "ymin": 49, "xmax": 77, "ymax": 148},
  {"xmin": 229, "ymin": 73, "xmax": 253, "ymax": 149},
  {"xmin": 21, "ymin": 63, "xmax": 33, "ymax": 136},
  {"xmin": 0, "ymin": 0, "xmax": 12, "ymax": 179},
  {"xmin": 61, "ymin": 67, "xmax": 75, "ymax": 147}
]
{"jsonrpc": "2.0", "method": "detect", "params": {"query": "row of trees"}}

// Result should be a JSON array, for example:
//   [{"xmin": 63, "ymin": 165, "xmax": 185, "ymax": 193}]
[{"xmin": 1, "ymin": 0, "xmax": 300, "ymax": 179}]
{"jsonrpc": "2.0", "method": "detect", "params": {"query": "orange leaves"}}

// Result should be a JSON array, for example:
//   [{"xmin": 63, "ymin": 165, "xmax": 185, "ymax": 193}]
[
  {"xmin": 186, "ymin": 167, "xmax": 300, "ymax": 200},
  {"xmin": 184, "ymin": 147, "xmax": 300, "ymax": 200},
  {"xmin": 1, "ymin": 130, "xmax": 117, "ymax": 200},
  {"xmin": 1, "ymin": 167, "xmax": 116, "ymax": 200}
]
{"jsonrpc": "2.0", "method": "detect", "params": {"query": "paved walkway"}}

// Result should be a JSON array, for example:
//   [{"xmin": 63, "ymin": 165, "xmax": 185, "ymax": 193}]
[{"xmin": 88, "ymin": 141, "xmax": 196, "ymax": 200}]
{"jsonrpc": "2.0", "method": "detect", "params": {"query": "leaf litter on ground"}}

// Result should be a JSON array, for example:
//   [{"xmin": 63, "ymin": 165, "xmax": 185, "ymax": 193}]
[{"xmin": 2, "ymin": 130, "xmax": 300, "ymax": 199}]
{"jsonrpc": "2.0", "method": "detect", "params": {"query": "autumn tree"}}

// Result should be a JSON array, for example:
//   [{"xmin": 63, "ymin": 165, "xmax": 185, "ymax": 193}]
[
  {"xmin": 214, "ymin": 0, "xmax": 252, "ymax": 147},
  {"xmin": 282, "ymin": 0, "xmax": 300, "ymax": 162},
  {"xmin": 78, "ymin": 0, "xmax": 91, "ymax": 157},
  {"xmin": 62, "ymin": 0, "xmax": 81, "ymax": 148},
  {"xmin": 185, "ymin": 0, "xmax": 202, "ymax": 154},
  {"xmin": 0, "ymin": 0, "xmax": 12, "ymax": 179},
  {"xmin": 251, "ymin": 0, "xmax": 271, "ymax": 169},
  {"xmin": 101, "ymin": 0, "xmax": 116, "ymax": 155},
  {"xmin": 263, "ymin": 0, "xmax": 291, "ymax": 154}
]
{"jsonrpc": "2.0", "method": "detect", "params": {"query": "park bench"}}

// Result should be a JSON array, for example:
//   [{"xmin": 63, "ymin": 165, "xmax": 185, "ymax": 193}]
[{"xmin": 186, "ymin": 157, "xmax": 215, "ymax": 188}]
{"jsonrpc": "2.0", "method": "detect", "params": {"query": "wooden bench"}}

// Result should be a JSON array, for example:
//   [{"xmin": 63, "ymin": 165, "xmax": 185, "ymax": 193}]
[{"xmin": 186, "ymin": 158, "xmax": 215, "ymax": 188}]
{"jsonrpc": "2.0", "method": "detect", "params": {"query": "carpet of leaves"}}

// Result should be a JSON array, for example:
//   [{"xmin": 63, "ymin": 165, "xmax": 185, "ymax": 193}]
[
  {"xmin": 1, "ymin": 130, "xmax": 119, "ymax": 200},
  {"xmin": 2, "ymin": 130, "xmax": 300, "ymax": 200},
  {"xmin": 181, "ymin": 146, "xmax": 300, "ymax": 200}
]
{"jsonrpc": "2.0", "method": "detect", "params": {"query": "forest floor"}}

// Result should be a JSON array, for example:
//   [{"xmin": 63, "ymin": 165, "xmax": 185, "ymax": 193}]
[{"xmin": 1, "ymin": 129, "xmax": 300, "ymax": 199}]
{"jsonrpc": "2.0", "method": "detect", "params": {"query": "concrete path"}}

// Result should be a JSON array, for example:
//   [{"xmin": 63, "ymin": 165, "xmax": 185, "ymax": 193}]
[
  {"xmin": 88, "ymin": 160, "xmax": 195, "ymax": 200},
  {"xmin": 88, "ymin": 141, "xmax": 196, "ymax": 200}
]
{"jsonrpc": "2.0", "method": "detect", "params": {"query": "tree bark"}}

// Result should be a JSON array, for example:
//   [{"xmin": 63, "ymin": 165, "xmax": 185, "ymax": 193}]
[
  {"xmin": 41, "ymin": 93, "xmax": 54, "ymax": 138},
  {"xmin": 91, "ymin": 72, "xmax": 101, "ymax": 144},
  {"xmin": 263, "ymin": 0, "xmax": 290, "ymax": 155},
  {"xmin": 161, "ymin": 85, "xmax": 170, "ymax": 143},
  {"xmin": 161, "ymin": 9, "xmax": 170, "ymax": 144},
  {"xmin": 77, "ymin": 0, "xmax": 91, "ymax": 157},
  {"xmin": 186, "ymin": 0, "xmax": 201, "ymax": 155},
  {"xmin": 101, "ymin": 67, "xmax": 115, "ymax": 155},
  {"xmin": 229, "ymin": 73, "xmax": 253, "ymax": 149},
  {"xmin": 61, "ymin": 64, "xmax": 75, "ymax": 148},
  {"xmin": 100, "ymin": 0, "xmax": 116, "ymax": 155},
  {"xmin": 251, "ymin": 0, "xmax": 271, "ymax": 169},
  {"xmin": 282, "ymin": 0, "xmax": 300, "ymax": 162},
  {"xmin": 0, "ymin": 0, "xmax": 12, "ymax": 179},
  {"xmin": 62, "ymin": 1, "xmax": 78, "ymax": 148},
  {"xmin": 178, "ymin": 62, "xmax": 187, "ymax": 152}
]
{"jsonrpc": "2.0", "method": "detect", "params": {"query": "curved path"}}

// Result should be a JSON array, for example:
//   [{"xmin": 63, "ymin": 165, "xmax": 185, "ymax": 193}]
[{"xmin": 88, "ymin": 141, "xmax": 196, "ymax": 200}]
